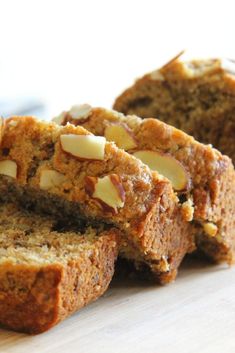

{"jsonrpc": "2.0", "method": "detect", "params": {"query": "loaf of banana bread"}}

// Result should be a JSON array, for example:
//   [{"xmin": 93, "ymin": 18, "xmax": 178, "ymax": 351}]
[
  {"xmin": 113, "ymin": 54, "xmax": 235, "ymax": 163},
  {"xmin": 0, "ymin": 202, "xmax": 118, "ymax": 334},
  {"xmin": 53, "ymin": 105, "xmax": 235, "ymax": 264},
  {"xmin": 0, "ymin": 116, "xmax": 194, "ymax": 283}
]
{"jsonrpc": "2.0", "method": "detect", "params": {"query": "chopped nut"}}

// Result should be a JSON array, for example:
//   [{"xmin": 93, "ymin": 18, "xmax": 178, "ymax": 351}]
[
  {"xmin": 60, "ymin": 134, "xmax": 106, "ymax": 160},
  {"xmin": 133, "ymin": 150, "xmax": 189, "ymax": 191},
  {"xmin": 69, "ymin": 104, "xmax": 92, "ymax": 120},
  {"xmin": 0, "ymin": 160, "xmax": 17, "ymax": 178},
  {"xmin": 40, "ymin": 170, "xmax": 66, "ymax": 190},
  {"xmin": 8, "ymin": 119, "xmax": 18, "ymax": 127},
  {"xmin": 85, "ymin": 174, "xmax": 125, "ymax": 213},
  {"xmin": 203, "ymin": 222, "xmax": 218, "ymax": 237},
  {"xmin": 52, "ymin": 112, "xmax": 66, "ymax": 125},
  {"xmin": 150, "ymin": 70, "xmax": 165, "ymax": 81},
  {"xmin": 220, "ymin": 58, "xmax": 235, "ymax": 75},
  {"xmin": 104, "ymin": 123, "xmax": 137, "ymax": 150}
]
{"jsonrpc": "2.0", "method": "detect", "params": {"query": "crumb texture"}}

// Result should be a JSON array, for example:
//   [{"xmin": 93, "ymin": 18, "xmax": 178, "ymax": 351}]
[
  {"xmin": 0, "ymin": 202, "xmax": 118, "ymax": 334},
  {"xmin": 0, "ymin": 116, "xmax": 194, "ymax": 282},
  {"xmin": 113, "ymin": 58, "xmax": 235, "ymax": 164},
  {"xmin": 57, "ymin": 106, "xmax": 235, "ymax": 264}
]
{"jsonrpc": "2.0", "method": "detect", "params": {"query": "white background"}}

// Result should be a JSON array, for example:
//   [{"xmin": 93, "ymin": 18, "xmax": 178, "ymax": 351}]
[{"xmin": 0, "ymin": 0, "xmax": 235, "ymax": 118}]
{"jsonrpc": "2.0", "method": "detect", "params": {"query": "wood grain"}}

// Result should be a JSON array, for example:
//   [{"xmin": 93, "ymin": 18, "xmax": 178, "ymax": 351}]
[{"xmin": 1, "ymin": 258, "xmax": 235, "ymax": 353}]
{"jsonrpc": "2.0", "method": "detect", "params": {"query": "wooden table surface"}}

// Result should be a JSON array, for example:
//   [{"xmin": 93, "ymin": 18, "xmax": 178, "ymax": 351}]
[{"xmin": 1, "ymin": 258, "xmax": 235, "ymax": 353}]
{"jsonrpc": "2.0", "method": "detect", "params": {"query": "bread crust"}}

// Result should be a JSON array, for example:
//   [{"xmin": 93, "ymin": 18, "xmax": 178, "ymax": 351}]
[
  {"xmin": 58, "ymin": 107, "xmax": 235, "ymax": 264},
  {"xmin": 113, "ymin": 57, "xmax": 235, "ymax": 163},
  {"xmin": 0, "ymin": 226, "xmax": 118, "ymax": 334},
  {"xmin": 0, "ymin": 117, "xmax": 194, "ymax": 282}
]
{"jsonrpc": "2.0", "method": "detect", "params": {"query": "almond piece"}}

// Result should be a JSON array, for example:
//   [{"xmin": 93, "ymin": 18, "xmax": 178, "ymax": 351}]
[
  {"xmin": 69, "ymin": 104, "xmax": 92, "ymax": 120},
  {"xmin": 52, "ymin": 112, "xmax": 66, "ymax": 125},
  {"xmin": 150, "ymin": 70, "xmax": 165, "ymax": 81},
  {"xmin": 60, "ymin": 134, "xmax": 106, "ymax": 160},
  {"xmin": 40, "ymin": 170, "xmax": 66, "ymax": 190},
  {"xmin": 203, "ymin": 222, "xmax": 218, "ymax": 237},
  {"xmin": 7, "ymin": 119, "xmax": 18, "ymax": 127},
  {"xmin": 221, "ymin": 58, "xmax": 235, "ymax": 75},
  {"xmin": 133, "ymin": 150, "xmax": 188, "ymax": 191},
  {"xmin": 0, "ymin": 160, "xmax": 17, "ymax": 178},
  {"xmin": 85, "ymin": 174, "xmax": 125, "ymax": 213},
  {"xmin": 104, "ymin": 123, "xmax": 137, "ymax": 150}
]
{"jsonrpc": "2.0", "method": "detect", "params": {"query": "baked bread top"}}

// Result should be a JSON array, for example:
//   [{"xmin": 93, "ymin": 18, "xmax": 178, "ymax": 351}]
[
  {"xmin": 53, "ymin": 105, "xmax": 235, "ymax": 264},
  {"xmin": 0, "ymin": 116, "xmax": 194, "ymax": 282},
  {"xmin": 113, "ymin": 54, "xmax": 235, "ymax": 163}
]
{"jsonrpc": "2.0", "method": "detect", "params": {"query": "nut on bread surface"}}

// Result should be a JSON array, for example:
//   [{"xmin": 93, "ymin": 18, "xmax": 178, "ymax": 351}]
[
  {"xmin": 113, "ymin": 56, "xmax": 235, "ymax": 164},
  {"xmin": 55, "ymin": 106, "xmax": 235, "ymax": 264},
  {"xmin": 0, "ymin": 116, "xmax": 194, "ymax": 283}
]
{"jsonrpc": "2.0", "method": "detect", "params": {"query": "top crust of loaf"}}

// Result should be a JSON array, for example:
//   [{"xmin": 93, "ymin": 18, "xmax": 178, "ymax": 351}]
[
  {"xmin": 112, "ymin": 55, "xmax": 235, "ymax": 165},
  {"xmin": 0, "ymin": 116, "xmax": 167, "ymax": 222},
  {"xmin": 53, "ymin": 105, "xmax": 235, "ymax": 264},
  {"xmin": 0, "ymin": 116, "xmax": 194, "ymax": 281},
  {"xmin": 114, "ymin": 56, "xmax": 235, "ymax": 107}
]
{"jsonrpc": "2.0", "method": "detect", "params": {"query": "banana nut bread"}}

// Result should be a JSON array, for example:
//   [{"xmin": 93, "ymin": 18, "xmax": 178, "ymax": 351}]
[
  {"xmin": 53, "ymin": 105, "xmax": 235, "ymax": 264},
  {"xmin": 113, "ymin": 53, "xmax": 235, "ymax": 163},
  {"xmin": 0, "ymin": 202, "xmax": 118, "ymax": 334},
  {"xmin": 0, "ymin": 116, "xmax": 194, "ymax": 283}
]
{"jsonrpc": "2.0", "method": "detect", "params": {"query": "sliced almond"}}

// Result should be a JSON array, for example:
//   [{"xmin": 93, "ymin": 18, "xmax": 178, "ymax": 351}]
[
  {"xmin": 133, "ymin": 150, "xmax": 188, "ymax": 191},
  {"xmin": 150, "ymin": 70, "xmax": 165, "ymax": 81},
  {"xmin": 85, "ymin": 174, "xmax": 125, "ymax": 213},
  {"xmin": 52, "ymin": 112, "xmax": 66, "ymax": 125},
  {"xmin": 69, "ymin": 104, "xmax": 92, "ymax": 120},
  {"xmin": 221, "ymin": 58, "xmax": 235, "ymax": 75},
  {"xmin": 0, "ymin": 160, "xmax": 17, "ymax": 178},
  {"xmin": 7, "ymin": 119, "xmax": 18, "ymax": 127},
  {"xmin": 203, "ymin": 222, "xmax": 218, "ymax": 237},
  {"xmin": 40, "ymin": 170, "xmax": 66, "ymax": 190},
  {"xmin": 104, "ymin": 123, "xmax": 137, "ymax": 151},
  {"xmin": 60, "ymin": 134, "xmax": 106, "ymax": 160}
]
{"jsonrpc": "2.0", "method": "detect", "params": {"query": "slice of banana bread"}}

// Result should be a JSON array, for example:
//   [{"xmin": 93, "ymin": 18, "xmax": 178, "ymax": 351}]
[
  {"xmin": 113, "ymin": 54, "xmax": 235, "ymax": 163},
  {"xmin": 53, "ymin": 105, "xmax": 235, "ymax": 264},
  {"xmin": 0, "ymin": 116, "xmax": 194, "ymax": 283},
  {"xmin": 0, "ymin": 202, "xmax": 118, "ymax": 334}
]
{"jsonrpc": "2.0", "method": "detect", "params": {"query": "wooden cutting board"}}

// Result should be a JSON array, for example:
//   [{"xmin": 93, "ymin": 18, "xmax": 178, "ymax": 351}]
[{"xmin": 0, "ymin": 258, "xmax": 235, "ymax": 353}]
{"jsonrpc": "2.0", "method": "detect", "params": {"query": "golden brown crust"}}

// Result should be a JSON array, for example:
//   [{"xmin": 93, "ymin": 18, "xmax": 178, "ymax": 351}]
[
  {"xmin": 113, "ymin": 57, "xmax": 235, "ymax": 163},
  {"xmin": 0, "ymin": 203, "xmax": 118, "ymax": 334},
  {"xmin": 0, "ymin": 117, "xmax": 194, "ymax": 282},
  {"xmin": 58, "ymin": 107, "xmax": 235, "ymax": 264}
]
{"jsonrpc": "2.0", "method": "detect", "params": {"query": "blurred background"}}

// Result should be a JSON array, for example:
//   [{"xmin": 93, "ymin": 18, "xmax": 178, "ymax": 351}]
[{"xmin": 0, "ymin": 0, "xmax": 235, "ymax": 119}]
